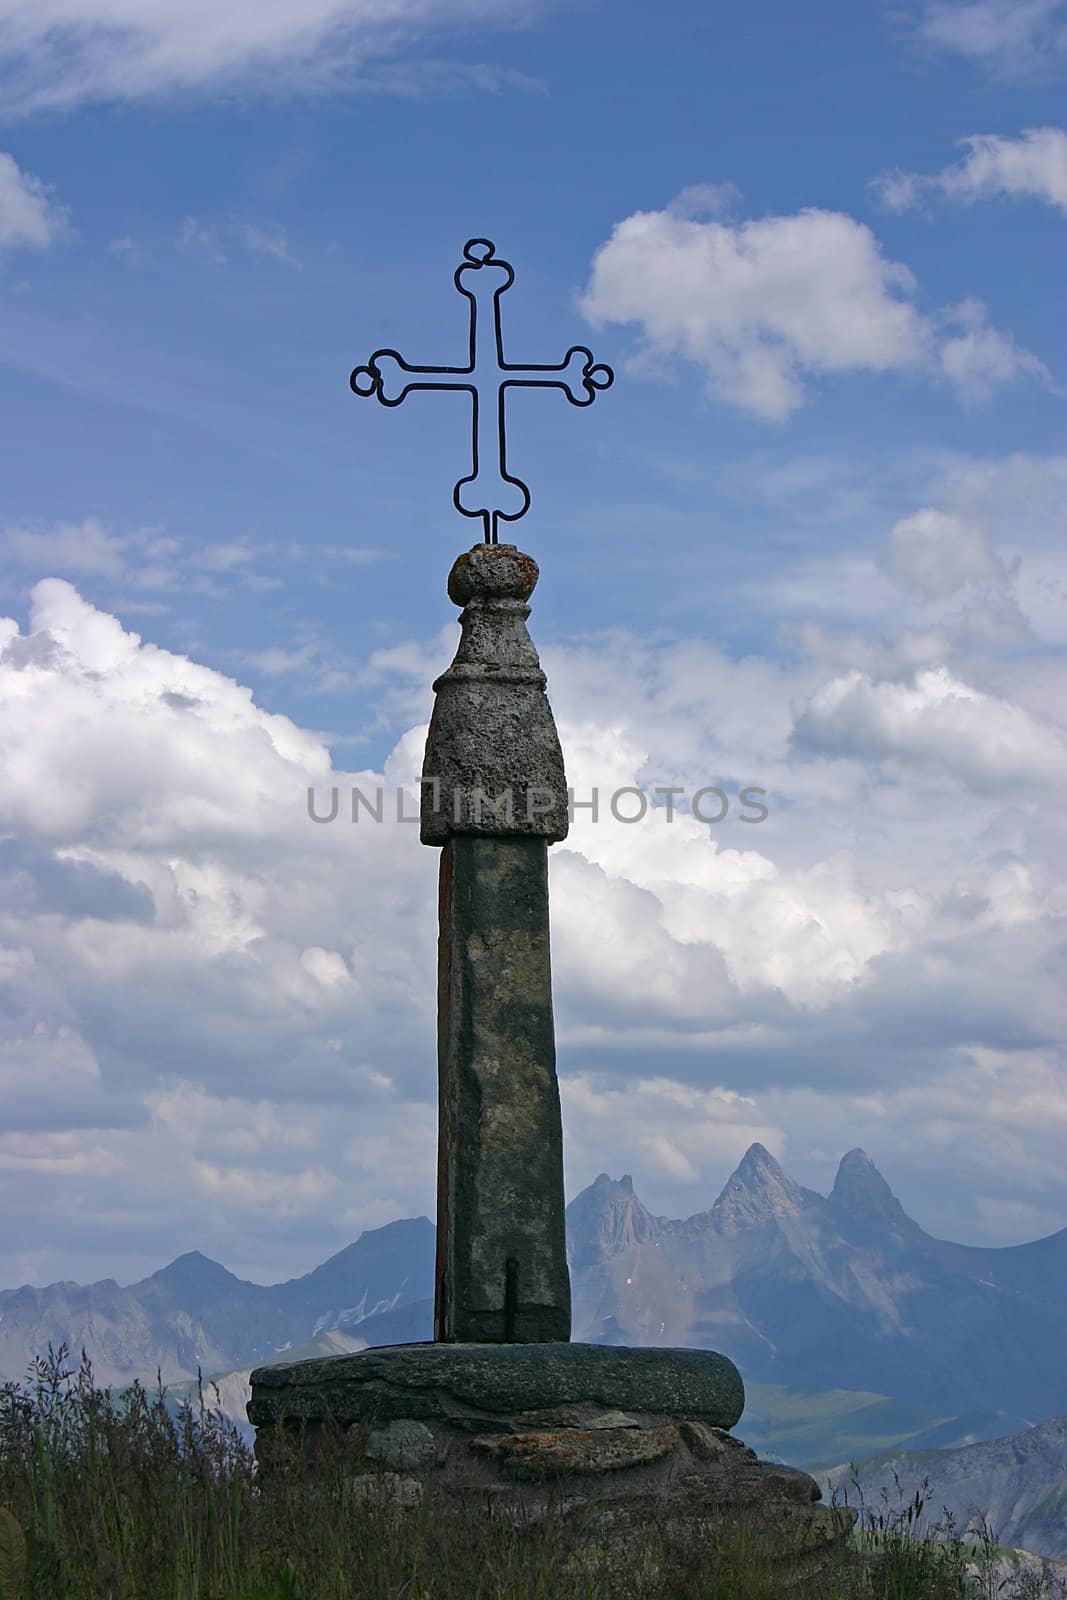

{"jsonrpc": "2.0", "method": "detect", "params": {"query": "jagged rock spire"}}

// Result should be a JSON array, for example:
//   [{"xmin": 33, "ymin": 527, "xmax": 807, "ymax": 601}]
[
  {"xmin": 712, "ymin": 1143, "xmax": 807, "ymax": 1230},
  {"xmin": 829, "ymin": 1148, "xmax": 912, "ymax": 1227},
  {"xmin": 565, "ymin": 1172, "xmax": 663, "ymax": 1270}
]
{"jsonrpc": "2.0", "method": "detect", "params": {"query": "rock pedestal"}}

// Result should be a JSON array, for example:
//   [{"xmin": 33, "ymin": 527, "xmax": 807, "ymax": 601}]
[{"xmin": 248, "ymin": 1342, "xmax": 855, "ymax": 1584}]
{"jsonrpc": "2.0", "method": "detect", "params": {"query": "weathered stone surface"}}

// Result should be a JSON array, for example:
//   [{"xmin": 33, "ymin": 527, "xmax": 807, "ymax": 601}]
[
  {"xmin": 421, "ymin": 543, "xmax": 568, "ymax": 843},
  {"xmin": 557, "ymin": 1501, "xmax": 860, "ymax": 1595},
  {"xmin": 447, "ymin": 544, "xmax": 538, "ymax": 607},
  {"xmin": 469, "ymin": 1422, "xmax": 680, "ymax": 1480},
  {"xmin": 362, "ymin": 1419, "xmax": 438, "ymax": 1472},
  {"xmin": 343, "ymin": 1471, "xmax": 423, "ymax": 1512},
  {"xmin": 248, "ymin": 1340, "xmax": 745, "ymax": 1431},
  {"xmin": 583, "ymin": 1409, "xmax": 640, "ymax": 1429},
  {"xmin": 434, "ymin": 834, "xmax": 569, "ymax": 1342},
  {"xmin": 679, "ymin": 1418, "xmax": 735, "ymax": 1460},
  {"xmin": 754, "ymin": 1464, "xmax": 823, "ymax": 1505},
  {"xmin": 252, "ymin": 1386, "xmax": 857, "ymax": 1592}
]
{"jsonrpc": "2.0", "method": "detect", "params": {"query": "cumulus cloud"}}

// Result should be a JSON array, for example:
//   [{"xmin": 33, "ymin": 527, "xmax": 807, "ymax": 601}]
[
  {"xmin": 793, "ymin": 664, "xmax": 1067, "ymax": 793},
  {"xmin": 0, "ymin": 151, "xmax": 67, "ymax": 250},
  {"xmin": 0, "ymin": 579, "xmax": 440, "ymax": 1279},
  {"xmin": 579, "ymin": 205, "xmax": 1042, "ymax": 419},
  {"xmin": 1, "ymin": 578, "xmax": 1065, "ymax": 1284},
  {"xmin": 0, "ymin": 0, "xmax": 540, "ymax": 118},
  {"xmin": 745, "ymin": 451, "xmax": 1063, "ymax": 691},
  {"xmin": 917, "ymin": 0, "xmax": 1067, "ymax": 77},
  {"xmin": 881, "ymin": 508, "xmax": 1007, "ymax": 599},
  {"xmin": 0, "ymin": 1024, "xmax": 114, "ymax": 1134},
  {"xmin": 936, "ymin": 298, "xmax": 1049, "ymax": 402},
  {"xmin": 896, "ymin": 453, "xmax": 1067, "ymax": 656},
  {"xmin": 873, "ymin": 127, "xmax": 1067, "ymax": 215}
]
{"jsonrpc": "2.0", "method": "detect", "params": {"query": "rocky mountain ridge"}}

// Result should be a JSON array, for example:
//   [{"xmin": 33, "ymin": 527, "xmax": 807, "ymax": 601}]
[
  {"xmin": 568, "ymin": 1145, "xmax": 1067, "ymax": 1418},
  {"xmin": 3, "ymin": 1144, "xmax": 1065, "ymax": 1425},
  {"xmin": 820, "ymin": 1414, "xmax": 1067, "ymax": 1560},
  {"xmin": 0, "ymin": 1217, "xmax": 436, "ymax": 1387}
]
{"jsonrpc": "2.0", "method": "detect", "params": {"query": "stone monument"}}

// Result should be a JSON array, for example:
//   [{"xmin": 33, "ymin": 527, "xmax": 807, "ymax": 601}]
[{"xmin": 247, "ymin": 239, "xmax": 855, "ymax": 1584}]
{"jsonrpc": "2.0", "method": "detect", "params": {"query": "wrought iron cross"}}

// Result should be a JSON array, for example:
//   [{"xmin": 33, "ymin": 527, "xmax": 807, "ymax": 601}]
[{"xmin": 350, "ymin": 239, "xmax": 614, "ymax": 543}]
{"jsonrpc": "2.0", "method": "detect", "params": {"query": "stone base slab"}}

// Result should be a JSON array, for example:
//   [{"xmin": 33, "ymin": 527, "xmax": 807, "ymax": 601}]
[
  {"xmin": 249, "ymin": 1342, "xmax": 856, "ymax": 1582},
  {"xmin": 248, "ymin": 1341, "xmax": 745, "ymax": 1433}
]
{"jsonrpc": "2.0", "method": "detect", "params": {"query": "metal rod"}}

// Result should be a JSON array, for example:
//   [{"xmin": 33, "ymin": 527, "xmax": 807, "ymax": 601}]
[{"xmin": 504, "ymin": 1255, "xmax": 518, "ymax": 1342}]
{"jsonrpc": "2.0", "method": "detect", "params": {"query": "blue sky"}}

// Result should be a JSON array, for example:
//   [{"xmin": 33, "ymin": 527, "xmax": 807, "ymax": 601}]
[{"xmin": 1, "ymin": 0, "xmax": 1066, "ymax": 1292}]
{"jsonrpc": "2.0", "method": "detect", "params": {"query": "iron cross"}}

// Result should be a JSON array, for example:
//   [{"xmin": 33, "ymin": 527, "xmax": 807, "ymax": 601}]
[{"xmin": 350, "ymin": 239, "xmax": 614, "ymax": 543}]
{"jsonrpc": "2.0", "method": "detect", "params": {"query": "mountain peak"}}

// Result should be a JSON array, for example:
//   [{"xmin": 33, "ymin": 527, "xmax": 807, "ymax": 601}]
[
  {"xmin": 829, "ymin": 1149, "xmax": 912, "ymax": 1228},
  {"xmin": 566, "ymin": 1171, "xmax": 658, "ymax": 1269},
  {"xmin": 590, "ymin": 1172, "xmax": 634, "ymax": 1193},
  {"xmin": 739, "ymin": 1142, "xmax": 783, "ymax": 1179},
  {"xmin": 147, "ymin": 1251, "xmax": 240, "ymax": 1298},
  {"xmin": 712, "ymin": 1143, "xmax": 806, "ymax": 1229},
  {"xmin": 155, "ymin": 1250, "xmax": 234, "ymax": 1278}
]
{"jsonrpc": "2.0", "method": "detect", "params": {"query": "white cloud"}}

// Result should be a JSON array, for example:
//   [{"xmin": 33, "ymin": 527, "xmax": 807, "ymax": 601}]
[
  {"xmin": 667, "ymin": 182, "xmax": 742, "ymax": 219},
  {"xmin": 109, "ymin": 235, "xmax": 142, "ymax": 263},
  {"xmin": 177, "ymin": 217, "xmax": 305, "ymax": 270},
  {"xmin": 347, "ymin": 56, "xmax": 546, "ymax": 98},
  {"xmin": 3, "ymin": 517, "xmax": 128, "ymax": 577},
  {"xmin": 757, "ymin": 1048, "xmax": 1067, "ymax": 1247},
  {"xmin": 881, "ymin": 508, "xmax": 1007, "ymax": 599},
  {"xmin": 149, "ymin": 1083, "xmax": 319, "ymax": 1154},
  {"xmin": 194, "ymin": 543, "xmax": 256, "ymax": 573},
  {"xmin": 562, "ymin": 1074, "xmax": 775, "ymax": 1205},
  {"xmin": 579, "ymin": 205, "xmax": 1042, "ymax": 420},
  {"xmin": 917, "ymin": 0, "xmax": 1067, "ymax": 77},
  {"xmin": 193, "ymin": 1159, "xmax": 338, "ymax": 1213},
  {"xmin": 2, "ymin": 516, "xmax": 303, "ymax": 604},
  {"xmin": 793, "ymin": 664, "xmax": 1067, "ymax": 793},
  {"xmin": 936, "ymin": 298, "xmax": 1049, "ymax": 402},
  {"xmin": 0, "ymin": 1130, "xmax": 121, "ymax": 1177},
  {"xmin": 322, "ymin": 546, "xmax": 395, "ymax": 566},
  {"xmin": 1, "ymin": 578, "xmax": 1065, "ymax": 1283},
  {"xmin": 0, "ymin": 1024, "xmax": 113, "ymax": 1132},
  {"xmin": 0, "ymin": 151, "xmax": 67, "ymax": 250},
  {"xmin": 238, "ymin": 637, "xmax": 358, "ymax": 695},
  {"xmin": 0, "ymin": 0, "xmax": 539, "ymax": 118},
  {"xmin": 907, "ymin": 453, "xmax": 1067, "ymax": 655},
  {"xmin": 746, "ymin": 451, "xmax": 1066, "ymax": 695},
  {"xmin": 177, "ymin": 216, "xmax": 226, "ymax": 265},
  {"xmin": 873, "ymin": 127, "xmax": 1067, "ymax": 215},
  {"xmin": 242, "ymin": 222, "xmax": 301, "ymax": 269}
]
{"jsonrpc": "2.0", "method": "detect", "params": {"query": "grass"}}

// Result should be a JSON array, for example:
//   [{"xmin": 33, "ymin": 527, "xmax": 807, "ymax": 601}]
[{"xmin": 0, "ymin": 1344, "xmax": 1064, "ymax": 1600}]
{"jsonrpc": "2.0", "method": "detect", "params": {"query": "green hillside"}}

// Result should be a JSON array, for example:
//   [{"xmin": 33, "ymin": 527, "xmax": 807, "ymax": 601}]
[{"xmin": 740, "ymin": 1381, "xmax": 1033, "ymax": 1470}]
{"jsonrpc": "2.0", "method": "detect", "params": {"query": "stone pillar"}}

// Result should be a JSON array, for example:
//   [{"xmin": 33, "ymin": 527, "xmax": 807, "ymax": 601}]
[{"xmin": 421, "ymin": 543, "xmax": 570, "ymax": 1343}]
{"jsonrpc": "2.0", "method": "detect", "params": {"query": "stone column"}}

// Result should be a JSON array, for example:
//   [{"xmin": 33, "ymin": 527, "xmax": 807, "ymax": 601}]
[{"xmin": 421, "ymin": 543, "xmax": 571, "ymax": 1343}]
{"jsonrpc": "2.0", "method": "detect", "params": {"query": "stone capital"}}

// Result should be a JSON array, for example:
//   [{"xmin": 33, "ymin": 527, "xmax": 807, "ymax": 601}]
[{"xmin": 420, "ymin": 544, "xmax": 568, "ymax": 845}]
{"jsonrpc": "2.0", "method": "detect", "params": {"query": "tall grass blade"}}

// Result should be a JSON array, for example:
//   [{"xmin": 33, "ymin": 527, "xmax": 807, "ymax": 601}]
[{"xmin": 0, "ymin": 1508, "xmax": 26, "ymax": 1600}]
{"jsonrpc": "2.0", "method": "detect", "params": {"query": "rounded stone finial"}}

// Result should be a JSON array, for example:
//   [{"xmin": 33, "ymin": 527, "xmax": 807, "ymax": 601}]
[{"xmin": 448, "ymin": 544, "xmax": 538, "ymax": 607}]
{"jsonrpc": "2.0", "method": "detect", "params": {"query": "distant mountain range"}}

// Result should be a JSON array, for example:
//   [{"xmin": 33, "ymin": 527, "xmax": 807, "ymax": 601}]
[
  {"xmin": 3, "ymin": 1143, "xmax": 1066, "ymax": 1427},
  {"xmin": 819, "ymin": 1415, "xmax": 1067, "ymax": 1561},
  {"xmin": 566, "ymin": 1144, "xmax": 1067, "ymax": 1419},
  {"xmin": 0, "ymin": 1216, "xmax": 436, "ymax": 1389}
]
